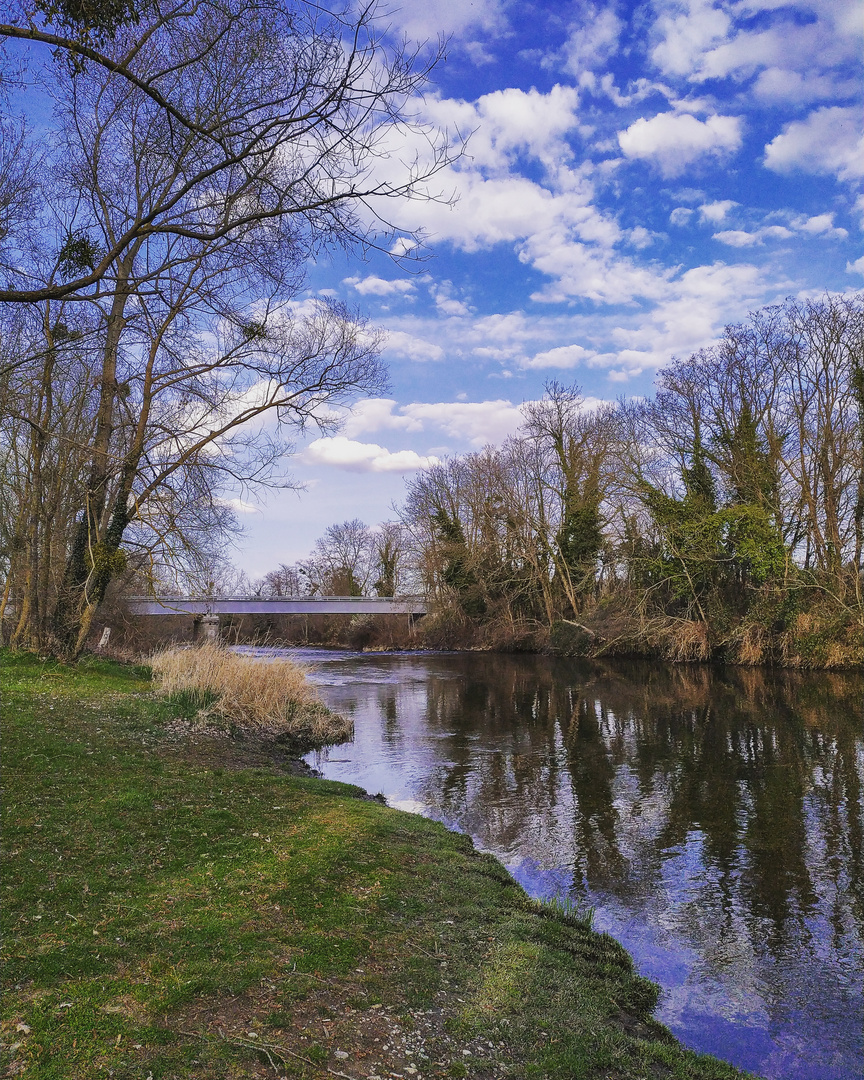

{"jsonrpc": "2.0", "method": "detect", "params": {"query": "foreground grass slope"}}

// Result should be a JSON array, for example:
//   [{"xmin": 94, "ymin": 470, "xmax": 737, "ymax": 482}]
[{"xmin": 1, "ymin": 651, "xmax": 753, "ymax": 1080}]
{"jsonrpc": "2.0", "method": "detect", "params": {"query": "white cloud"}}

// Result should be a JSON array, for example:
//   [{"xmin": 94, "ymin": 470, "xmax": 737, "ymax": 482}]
[
  {"xmin": 400, "ymin": 400, "xmax": 525, "ymax": 447},
  {"xmin": 304, "ymin": 436, "xmax": 439, "ymax": 473},
  {"xmin": 713, "ymin": 225, "xmax": 792, "ymax": 246},
  {"xmin": 472, "ymin": 311, "xmax": 534, "ymax": 344},
  {"xmin": 343, "ymin": 275, "xmax": 415, "ymax": 297},
  {"xmin": 527, "ymin": 233, "xmax": 673, "ymax": 305},
  {"xmin": 670, "ymin": 206, "xmax": 694, "ymax": 225},
  {"xmin": 423, "ymin": 84, "xmax": 581, "ymax": 174},
  {"xmin": 435, "ymin": 294, "xmax": 471, "ymax": 316},
  {"xmin": 650, "ymin": 0, "xmax": 860, "ymax": 88},
  {"xmin": 558, "ymin": 4, "xmax": 623, "ymax": 77},
  {"xmin": 340, "ymin": 399, "xmax": 418, "ymax": 439},
  {"xmin": 628, "ymin": 226, "xmax": 655, "ymax": 249},
  {"xmin": 389, "ymin": 236, "xmax": 421, "ymax": 257},
  {"xmin": 699, "ymin": 199, "xmax": 736, "ymax": 223},
  {"xmin": 363, "ymin": 253, "xmax": 771, "ymax": 386},
  {"xmin": 431, "ymin": 281, "xmax": 472, "ymax": 316},
  {"xmin": 598, "ymin": 260, "xmax": 767, "ymax": 375},
  {"xmin": 217, "ymin": 497, "xmax": 260, "ymax": 515},
  {"xmin": 713, "ymin": 211, "xmax": 847, "ymax": 246},
  {"xmin": 752, "ymin": 67, "xmax": 859, "ymax": 104},
  {"xmin": 386, "ymin": 0, "xmax": 506, "ymax": 41},
  {"xmin": 650, "ymin": 0, "xmax": 731, "ymax": 78},
  {"xmin": 847, "ymin": 255, "xmax": 864, "ymax": 276},
  {"xmin": 383, "ymin": 329, "xmax": 444, "ymax": 362},
  {"xmin": 521, "ymin": 344, "xmax": 596, "ymax": 370},
  {"xmin": 339, "ymin": 397, "xmax": 526, "ymax": 449},
  {"xmin": 764, "ymin": 106, "xmax": 864, "ymax": 182},
  {"xmin": 367, "ymin": 88, "xmax": 613, "ymax": 262},
  {"xmin": 618, "ymin": 112, "xmax": 743, "ymax": 177},
  {"xmin": 396, "ymin": 171, "xmax": 589, "ymax": 252},
  {"xmin": 793, "ymin": 212, "xmax": 847, "ymax": 238}
]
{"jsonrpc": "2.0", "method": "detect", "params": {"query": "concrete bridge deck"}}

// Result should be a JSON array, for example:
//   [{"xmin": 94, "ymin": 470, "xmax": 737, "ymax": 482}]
[{"xmin": 126, "ymin": 596, "xmax": 428, "ymax": 617}]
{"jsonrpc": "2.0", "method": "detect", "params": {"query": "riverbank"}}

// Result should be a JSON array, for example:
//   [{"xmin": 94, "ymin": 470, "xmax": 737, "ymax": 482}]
[
  {"xmin": 2, "ymin": 651, "xmax": 754, "ymax": 1079},
  {"xmin": 109, "ymin": 589, "xmax": 864, "ymax": 671}
]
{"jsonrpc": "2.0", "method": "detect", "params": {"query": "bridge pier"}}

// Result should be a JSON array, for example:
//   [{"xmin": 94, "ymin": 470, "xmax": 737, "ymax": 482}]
[{"xmin": 192, "ymin": 614, "xmax": 221, "ymax": 642}]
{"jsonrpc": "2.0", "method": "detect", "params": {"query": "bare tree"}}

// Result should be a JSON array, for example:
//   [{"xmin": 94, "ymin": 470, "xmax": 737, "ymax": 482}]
[
  {"xmin": 1, "ymin": 1, "xmax": 450, "ymax": 301},
  {"xmin": 302, "ymin": 519, "xmax": 375, "ymax": 597},
  {"xmin": 2, "ymin": 0, "xmax": 452, "ymax": 655},
  {"xmin": 372, "ymin": 521, "xmax": 406, "ymax": 597},
  {"xmin": 522, "ymin": 384, "xmax": 616, "ymax": 616}
]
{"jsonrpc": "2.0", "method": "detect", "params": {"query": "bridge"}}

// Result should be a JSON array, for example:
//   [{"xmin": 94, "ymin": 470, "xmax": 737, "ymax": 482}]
[
  {"xmin": 124, "ymin": 595, "xmax": 428, "ymax": 642},
  {"xmin": 126, "ymin": 596, "xmax": 428, "ymax": 617}
]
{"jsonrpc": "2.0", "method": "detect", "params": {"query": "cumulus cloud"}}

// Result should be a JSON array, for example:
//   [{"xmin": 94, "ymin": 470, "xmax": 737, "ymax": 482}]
[
  {"xmin": 435, "ymin": 294, "xmax": 471, "ymax": 316},
  {"xmin": 367, "ymin": 87, "xmax": 612, "ymax": 261},
  {"xmin": 713, "ymin": 210, "xmax": 847, "ymax": 246},
  {"xmin": 343, "ymin": 275, "xmax": 415, "ymax": 297},
  {"xmin": 699, "ymin": 200, "xmax": 736, "ymax": 223},
  {"xmin": 713, "ymin": 225, "xmax": 792, "ymax": 246},
  {"xmin": 386, "ymin": 0, "xmax": 506, "ymax": 41},
  {"xmin": 764, "ymin": 106, "xmax": 864, "ymax": 182},
  {"xmin": 650, "ymin": 0, "xmax": 859, "ymax": 88},
  {"xmin": 423, "ymin": 85, "xmax": 581, "ymax": 174},
  {"xmin": 521, "ymin": 344, "xmax": 596, "ymax": 370},
  {"xmin": 599, "ymin": 260, "xmax": 767, "ymax": 375},
  {"xmin": 527, "ymin": 233, "xmax": 674, "ymax": 305},
  {"xmin": 618, "ymin": 112, "xmax": 742, "ymax": 177},
  {"xmin": 650, "ymin": 0, "xmax": 731, "ymax": 78},
  {"xmin": 383, "ymin": 329, "xmax": 444, "ymax": 362},
  {"xmin": 431, "ymin": 281, "xmax": 472, "ymax": 316},
  {"xmin": 305, "ymin": 436, "xmax": 439, "ymax": 473},
  {"xmin": 753, "ymin": 68, "xmax": 860, "ymax": 104},
  {"xmin": 395, "ymin": 172, "xmax": 587, "ymax": 252},
  {"xmin": 340, "ymin": 399, "xmax": 418, "ymax": 439},
  {"xmin": 558, "ymin": 4, "xmax": 622, "ymax": 77},
  {"xmin": 339, "ymin": 397, "xmax": 525, "ymax": 448},
  {"xmin": 401, "ymin": 400, "xmax": 525, "ymax": 447},
  {"xmin": 793, "ymin": 213, "xmax": 847, "ymax": 238}
]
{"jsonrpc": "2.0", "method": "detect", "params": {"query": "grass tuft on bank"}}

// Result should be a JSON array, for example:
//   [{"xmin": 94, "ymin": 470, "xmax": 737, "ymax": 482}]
[
  {"xmin": 1, "ymin": 649, "xmax": 755, "ymax": 1079},
  {"xmin": 150, "ymin": 643, "xmax": 352, "ymax": 747}
]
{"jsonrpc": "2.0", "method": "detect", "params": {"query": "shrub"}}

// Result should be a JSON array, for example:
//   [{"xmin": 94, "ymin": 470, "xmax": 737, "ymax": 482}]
[
  {"xmin": 549, "ymin": 620, "xmax": 595, "ymax": 656},
  {"xmin": 149, "ymin": 644, "xmax": 352, "ymax": 746}
]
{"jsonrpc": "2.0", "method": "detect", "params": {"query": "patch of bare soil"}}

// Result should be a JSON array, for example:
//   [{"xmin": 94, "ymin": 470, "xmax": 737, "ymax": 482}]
[
  {"xmin": 175, "ymin": 972, "xmax": 519, "ymax": 1079},
  {"xmin": 156, "ymin": 727, "xmax": 320, "ymax": 778}
]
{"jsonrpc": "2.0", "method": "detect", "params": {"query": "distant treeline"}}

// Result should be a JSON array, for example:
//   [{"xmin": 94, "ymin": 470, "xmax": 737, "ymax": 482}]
[{"xmin": 254, "ymin": 294, "xmax": 864, "ymax": 668}]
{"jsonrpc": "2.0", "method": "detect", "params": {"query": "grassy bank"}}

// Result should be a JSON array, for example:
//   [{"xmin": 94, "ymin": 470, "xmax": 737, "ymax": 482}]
[{"xmin": 1, "ymin": 651, "xmax": 753, "ymax": 1079}]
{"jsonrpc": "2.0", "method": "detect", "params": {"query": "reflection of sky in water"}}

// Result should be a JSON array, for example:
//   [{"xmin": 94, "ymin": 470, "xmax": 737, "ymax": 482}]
[{"xmin": 274, "ymin": 648, "xmax": 864, "ymax": 1080}]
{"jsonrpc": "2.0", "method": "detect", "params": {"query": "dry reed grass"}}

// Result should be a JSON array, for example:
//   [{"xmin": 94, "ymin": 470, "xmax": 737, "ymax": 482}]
[
  {"xmin": 730, "ymin": 621, "xmax": 768, "ymax": 666},
  {"xmin": 649, "ymin": 618, "xmax": 711, "ymax": 662},
  {"xmin": 149, "ymin": 644, "xmax": 352, "ymax": 746}
]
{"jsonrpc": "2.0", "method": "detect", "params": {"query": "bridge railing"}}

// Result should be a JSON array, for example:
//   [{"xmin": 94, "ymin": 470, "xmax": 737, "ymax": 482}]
[{"xmin": 125, "ymin": 596, "xmax": 428, "ymax": 616}]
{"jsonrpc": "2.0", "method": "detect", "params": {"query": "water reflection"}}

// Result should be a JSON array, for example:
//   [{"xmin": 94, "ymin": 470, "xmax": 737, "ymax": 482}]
[{"xmin": 294, "ymin": 650, "xmax": 863, "ymax": 1080}]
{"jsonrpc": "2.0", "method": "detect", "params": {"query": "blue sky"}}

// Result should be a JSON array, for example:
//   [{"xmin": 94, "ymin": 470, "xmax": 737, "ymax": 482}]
[{"xmin": 232, "ymin": 0, "xmax": 863, "ymax": 576}]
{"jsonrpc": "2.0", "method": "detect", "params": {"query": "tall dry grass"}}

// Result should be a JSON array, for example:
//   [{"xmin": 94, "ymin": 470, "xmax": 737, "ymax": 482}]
[{"xmin": 149, "ymin": 644, "xmax": 352, "ymax": 746}]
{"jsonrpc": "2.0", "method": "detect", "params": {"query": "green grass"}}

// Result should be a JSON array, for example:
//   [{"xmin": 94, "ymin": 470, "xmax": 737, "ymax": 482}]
[{"xmin": 1, "ymin": 649, "xmax": 756, "ymax": 1079}]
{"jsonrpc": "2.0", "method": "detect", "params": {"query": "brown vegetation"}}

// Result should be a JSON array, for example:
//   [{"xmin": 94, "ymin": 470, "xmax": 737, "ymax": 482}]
[{"xmin": 149, "ymin": 644, "xmax": 352, "ymax": 746}]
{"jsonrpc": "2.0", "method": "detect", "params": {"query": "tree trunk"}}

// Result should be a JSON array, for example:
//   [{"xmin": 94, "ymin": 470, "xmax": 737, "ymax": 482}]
[{"xmin": 53, "ymin": 261, "xmax": 132, "ymax": 655}]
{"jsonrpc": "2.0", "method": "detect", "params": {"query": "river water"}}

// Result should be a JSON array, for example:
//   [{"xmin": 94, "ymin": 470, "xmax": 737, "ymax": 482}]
[{"xmin": 276, "ymin": 648, "xmax": 861, "ymax": 1079}]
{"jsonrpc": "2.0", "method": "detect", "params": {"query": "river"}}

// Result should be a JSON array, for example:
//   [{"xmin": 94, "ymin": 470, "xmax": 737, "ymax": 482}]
[{"xmin": 272, "ymin": 648, "xmax": 861, "ymax": 1079}]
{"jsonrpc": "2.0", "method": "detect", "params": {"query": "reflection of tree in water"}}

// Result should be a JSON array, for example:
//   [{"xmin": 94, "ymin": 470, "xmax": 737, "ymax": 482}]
[
  {"xmin": 381, "ymin": 690, "xmax": 400, "ymax": 746},
  {"xmin": 561, "ymin": 696, "xmax": 626, "ymax": 892},
  {"xmin": 410, "ymin": 655, "xmax": 863, "ymax": 976},
  {"xmin": 417, "ymin": 656, "xmax": 577, "ymax": 857}
]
